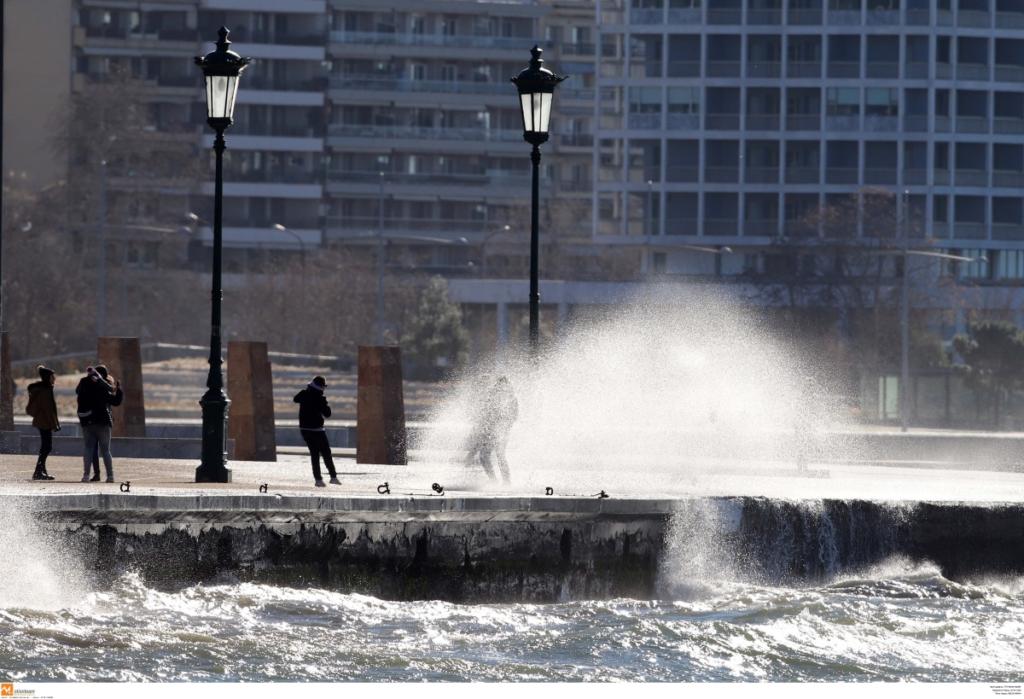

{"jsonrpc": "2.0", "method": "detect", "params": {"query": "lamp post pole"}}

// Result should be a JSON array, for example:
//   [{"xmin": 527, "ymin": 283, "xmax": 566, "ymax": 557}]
[
  {"xmin": 376, "ymin": 171, "xmax": 386, "ymax": 345},
  {"xmin": 899, "ymin": 190, "xmax": 910, "ymax": 433},
  {"xmin": 194, "ymin": 27, "xmax": 249, "ymax": 483},
  {"xmin": 512, "ymin": 46, "xmax": 566, "ymax": 357}
]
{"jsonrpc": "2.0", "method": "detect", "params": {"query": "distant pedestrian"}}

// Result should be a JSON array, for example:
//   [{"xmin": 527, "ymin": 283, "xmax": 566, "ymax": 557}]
[
  {"xmin": 294, "ymin": 375, "xmax": 339, "ymax": 488},
  {"xmin": 75, "ymin": 365, "xmax": 124, "ymax": 483},
  {"xmin": 465, "ymin": 376, "xmax": 518, "ymax": 483},
  {"xmin": 25, "ymin": 365, "xmax": 60, "ymax": 480}
]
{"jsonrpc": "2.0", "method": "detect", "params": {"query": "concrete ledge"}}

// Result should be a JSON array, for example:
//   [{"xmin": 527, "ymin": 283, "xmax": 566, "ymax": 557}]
[{"xmin": 16, "ymin": 436, "xmax": 235, "ymax": 460}]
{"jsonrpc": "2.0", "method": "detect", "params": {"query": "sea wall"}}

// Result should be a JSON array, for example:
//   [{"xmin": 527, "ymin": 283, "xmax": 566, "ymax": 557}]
[{"xmin": 30, "ymin": 494, "xmax": 1024, "ymax": 602}]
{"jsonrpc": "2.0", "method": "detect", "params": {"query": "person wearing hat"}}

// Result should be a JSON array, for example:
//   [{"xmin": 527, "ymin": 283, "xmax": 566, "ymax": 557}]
[
  {"xmin": 25, "ymin": 366, "xmax": 60, "ymax": 480},
  {"xmin": 293, "ymin": 375, "xmax": 339, "ymax": 487},
  {"xmin": 75, "ymin": 364, "xmax": 123, "ymax": 483}
]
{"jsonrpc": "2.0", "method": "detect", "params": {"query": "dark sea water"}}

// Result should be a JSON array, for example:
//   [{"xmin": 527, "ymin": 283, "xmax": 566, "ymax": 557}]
[{"xmin": 0, "ymin": 562, "xmax": 1021, "ymax": 683}]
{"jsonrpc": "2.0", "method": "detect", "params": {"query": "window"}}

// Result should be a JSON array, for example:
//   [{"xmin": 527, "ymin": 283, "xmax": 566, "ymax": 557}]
[
  {"xmin": 667, "ymin": 87, "xmax": 700, "ymax": 113},
  {"xmin": 827, "ymin": 87, "xmax": 860, "ymax": 115},
  {"xmin": 865, "ymin": 88, "xmax": 898, "ymax": 116},
  {"xmin": 629, "ymin": 87, "xmax": 662, "ymax": 113},
  {"xmin": 996, "ymin": 249, "xmax": 1024, "ymax": 279}
]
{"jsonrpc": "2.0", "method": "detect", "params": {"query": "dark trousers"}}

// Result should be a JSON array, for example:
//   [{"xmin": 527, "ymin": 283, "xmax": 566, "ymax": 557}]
[
  {"xmin": 301, "ymin": 430, "xmax": 336, "ymax": 481},
  {"xmin": 35, "ymin": 429, "xmax": 52, "ymax": 472}
]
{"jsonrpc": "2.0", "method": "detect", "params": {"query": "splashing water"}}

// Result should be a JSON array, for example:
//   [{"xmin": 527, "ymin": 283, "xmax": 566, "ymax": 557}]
[
  {"xmin": 0, "ymin": 499, "xmax": 91, "ymax": 611},
  {"xmin": 415, "ymin": 297, "xmax": 851, "ymax": 490}
]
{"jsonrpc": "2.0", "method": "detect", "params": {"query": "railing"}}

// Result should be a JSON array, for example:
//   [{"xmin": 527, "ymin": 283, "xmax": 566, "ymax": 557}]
[
  {"xmin": 825, "ymin": 168, "xmax": 859, "ymax": 184},
  {"xmin": 327, "ymin": 123, "xmax": 522, "ymax": 143},
  {"xmin": 827, "ymin": 9, "xmax": 862, "ymax": 23},
  {"xmin": 704, "ymin": 167, "xmax": 740, "ymax": 183},
  {"xmin": 330, "ymin": 75, "xmax": 509, "ymax": 96},
  {"xmin": 827, "ymin": 61, "xmax": 860, "ymax": 78},
  {"xmin": 744, "ymin": 220, "xmax": 780, "ymax": 236},
  {"xmin": 706, "ymin": 61, "xmax": 741, "ymax": 77},
  {"xmin": 748, "ymin": 8, "xmax": 783, "ymax": 23},
  {"xmin": 232, "ymin": 125, "xmax": 322, "ymax": 138},
  {"xmin": 704, "ymin": 219, "xmax": 739, "ymax": 235},
  {"xmin": 906, "ymin": 8, "xmax": 930, "ymax": 23},
  {"xmin": 326, "ymin": 216, "xmax": 491, "ymax": 233},
  {"xmin": 903, "ymin": 169, "xmax": 928, "ymax": 185},
  {"xmin": 327, "ymin": 170, "xmax": 532, "ymax": 188},
  {"xmin": 866, "ymin": 62, "xmax": 899, "ymax": 79},
  {"xmin": 667, "ymin": 61, "xmax": 701, "ymax": 77},
  {"xmin": 785, "ymin": 167, "xmax": 819, "ymax": 184},
  {"xmin": 666, "ymin": 166, "xmax": 699, "ymax": 182},
  {"xmin": 903, "ymin": 115, "xmax": 929, "ymax": 131},
  {"xmin": 994, "ymin": 118, "xmax": 1024, "ymax": 134},
  {"xmin": 866, "ymin": 9, "xmax": 900, "ymax": 23},
  {"xmin": 996, "ymin": 10, "xmax": 1024, "ymax": 27},
  {"xmin": 630, "ymin": 8, "xmax": 665, "ymax": 23},
  {"xmin": 786, "ymin": 114, "xmax": 820, "ymax": 130},
  {"xmin": 936, "ymin": 8, "xmax": 954, "ymax": 24},
  {"xmin": 958, "ymin": 9, "xmax": 991, "ymax": 26},
  {"xmin": 956, "ymin": 116, "xmax": 990, "ymax": 134},
  {"xmin": 628, "ymin": 113, "xmax": 662, "ymax": 130},
  {"xmin": 663, "ymin": 218, "xmax": 699, "ymax": 235},
  {"xmin": 934, "ymin": 170, "xmax": 950, "ymax": 185},
  {"xmin": 328, "ymin": 30, "xmax": 541, "ymax": 52},
  {"xmin": 788, "ymin": 8, "xmax": 823, "ymax": 23},
  {"xmin": 992, "ymin": 223, "xmax": 1024, "ymax": 239},
  {"xmin": 745, "ymin": 166, "xmax": 780, "ymax": 183},
  {"xmin": 704, "ymin": 114, "xmax": 741, "ymax": 130},
  {"xmin": 905, "ymin": 62, "xmax": 929, "ymax": 79},
  {"xmin": 935, "ymin": 63, "xmax": 952, "ymax": 79},
  {"xmin": 707, "ymin": 8, "xmax": 743, "ymax": 23},
  {"xmin": 955, "ymin": 170, "xmax": 989, "ymax": 187},
  {"xmin": 224, "ymin": 170, "xmax": 320, "ymax": 184},
  {"xmin": 863, "ymin": 168, "xmax": 898, "ymax": 184},
  {"xmin": 787, "ymin": 61, "xmax": 822, "ymax": 78},
  {"xmin": 746, "ymin": 114, "xmax": 780, "ymax": 130},
  {"xmin": 747, "ymin": 61, "xmax": 781, "ymax": 77},
  {"xmin": 954, "ymin": 223, "xmax": 987, "ymax": 239},
  {"xmin": 246, "ymin": 77, "xmax": 325, "ymax": 92},
  {"xmin": 668, "ymin": 8, "xmax": 702, "ymax": 22},
  {"xmin": 825, "ymin": 115, "xmax": 861, "ymax": 131},
  {"xmin": 864, "ymin": 115, "xmax": 899, "ymax": 131},
  {"xmin": 934, "ymin": 115, "xmax": 951, "ymax": 132},
  {"xmin": 993, "ymin": 171, "xmax": 1024, "ymax": 188},
  {"xmin": 957, "ymin": 63, "xmax": 990, "ymax": 81},
  {"xmin": 995, "ymin": 65, "xmax": 1024, "ymax": 82}
]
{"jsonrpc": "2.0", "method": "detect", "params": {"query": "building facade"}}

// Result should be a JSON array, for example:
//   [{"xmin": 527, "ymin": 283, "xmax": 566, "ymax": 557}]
[{"xmin": 593, "ymin": 0, "xmax": 1024, "ymax": 329}]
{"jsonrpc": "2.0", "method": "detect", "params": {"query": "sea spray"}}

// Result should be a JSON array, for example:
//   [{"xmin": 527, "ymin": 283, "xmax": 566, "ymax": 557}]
[
  {"xmin": 0, "ymin": 498, "xmax": 91, "ymax": 610},
  {"xmin": 413, "ymin": 295, "xmax": 856, "ymax": 489}
]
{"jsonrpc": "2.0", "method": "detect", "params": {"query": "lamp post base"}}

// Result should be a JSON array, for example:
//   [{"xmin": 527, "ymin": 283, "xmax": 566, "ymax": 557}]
[{"xmin": 195, "ymin": 388, "xmax": 231, "ymax": 483}]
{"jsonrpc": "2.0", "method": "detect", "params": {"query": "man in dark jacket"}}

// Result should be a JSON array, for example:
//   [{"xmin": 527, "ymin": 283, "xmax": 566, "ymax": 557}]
[
  {"xmin": 293, "ymin": 375, "xmax": 339, "ymax": 487},
  {"xmin": 26, "ymin": 365, "xmax": 60, "ymax": 480},
  {"xmin": 76, "ymin": 365, "xmax": 124, "ymax": 483}
]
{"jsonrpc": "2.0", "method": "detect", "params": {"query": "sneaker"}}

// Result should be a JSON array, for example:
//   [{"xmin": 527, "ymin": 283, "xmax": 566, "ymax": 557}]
[
  {"xmin": 32, "ymin": 472, "xmax": 46, "ymax": 481},
  {"xmin": 40, "ymin": 473, "xmax": 55, "ymax": 481},
  {"xmin": 329, "ymin": 477, "xmax": 341, "ymax": 485},
  {"xmin": 89, "ymin": 475, "xmax": 101, "ymax": 482},
  {"xmin": 105, "ymin": 477, "xmax": 115, "ymax": 483},
  {"xmin": 81, "ymin": 476, "xmax": 91, "ymax": 483},
  {"xmin": 314, "ymin": 479, "xmax": 326, "ymax": 488}
]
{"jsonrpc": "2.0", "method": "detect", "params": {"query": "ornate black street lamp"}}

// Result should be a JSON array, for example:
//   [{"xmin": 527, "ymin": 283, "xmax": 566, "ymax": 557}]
[
  {"xmin": 194, "ymin": 27, "xmax": 250, "ymax": 483},
  {"xmin": 512, "ymin": 46, "xmax": 565, "ymax": 355}
]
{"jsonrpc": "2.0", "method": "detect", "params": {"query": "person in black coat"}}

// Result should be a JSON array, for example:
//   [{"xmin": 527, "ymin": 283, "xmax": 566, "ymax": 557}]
[
  {"xmin": 293, "ymin": 375, "xmax": 339, "ymax": 487},
  {"xmin": 76, "ymin": 365, "xmax": 124, "ymax": 483}
]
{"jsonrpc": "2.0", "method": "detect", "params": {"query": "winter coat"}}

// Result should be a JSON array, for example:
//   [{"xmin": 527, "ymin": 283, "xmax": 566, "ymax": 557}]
[
  {"xmin": 76, "ymin": 375, "xmax": 124, "ymax": 427},
  {"xmin": 26, "ymin": 381, "xmax": 60, "ymax": 431},
  {"xmin": 294, "ymin": 386, "xmax": 331, "ymax": 431}
]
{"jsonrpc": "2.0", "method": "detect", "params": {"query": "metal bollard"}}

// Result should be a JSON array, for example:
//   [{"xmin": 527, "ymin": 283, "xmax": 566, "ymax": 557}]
[
  {"xmin": 431, "ymin": 482, "xmax": 445, "ymax": 496},
  {"xmin": 377, "ymin": 482, "xmax": 391, "ymax": 495},
  {"xmin": 545, "ymin": 487, "xmax": 554, "ymax": 496},
  {"xmin": 258, "ymin": 483, "xmax": 269, "ymax": 494},
  {"xmin": 119, "ymin": 481, "xmax": 131, "ymax": 493}
]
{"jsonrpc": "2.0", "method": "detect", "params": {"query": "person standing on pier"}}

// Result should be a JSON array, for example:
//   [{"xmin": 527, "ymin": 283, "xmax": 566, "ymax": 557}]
[
  {"xmin": 25, "ymin": 365, "xmax": 60, "ymax": 481},
  {"xmin": 76, "ymin": 365, "xmax": 124, "ymax": 483},
  {"xmin": 465, "ymin": 376, "xmax": 518, "ymax": 484},
  {"xmin": 294, "ymin": 375, "xmax": 340, "ymax": 488}
]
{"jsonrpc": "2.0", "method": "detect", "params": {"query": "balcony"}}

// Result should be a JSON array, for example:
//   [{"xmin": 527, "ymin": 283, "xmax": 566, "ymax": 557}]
[
  {"xmin": 706, "ymin": 61, "xmax": 741, "ymax": 77},
  {"xmin": 327, "ymin": 216, "xmax": 491, "ymax": 235},
  {"xmin": 628, "ymin": 113, "xmax": 663, "ymax": 129},
  {"xmin": 993, "ymin": 171, "xmax": 1024, "ymax": 187},
  {"xmin": 994, "ymin": 118, "xmax": 1024, "ymax": 134},
  {"xmin": 827, "ymin": 62, "xmax": 860, "ymax": 78},
  {"xmin": 956, "ymin": 116, "xmax": 990, "ymax": 134},
  {"xmin": 663, "ymin": 218, "xmax": 699, "ymax": 235},
  {"xmin": 746, "ymin": 114, "xmax": 781, "ymax": 130},
  {"xmin": 704, "ymin": 219, "xmax": 739, "ymax": 235},
  {"xmin": 866, "ymin": 62, "xmax": 899, "ymax": 79},
  {"xmin": 327, "ymin": 169, "xmax": 532, "ymax": 189},
  {"xmin": 667, "ymin": 113, "xmax": 701, "ymax": 129},
  {"xmin": 327, "ymin": 123, "xmax": 522, "ymax": 144},
  {"xmin": 935, "ymin": 63, "xmax": 952, "ymax": 79},
  {"xmin": 331, "ymin": 75, "xmax": 508, "ymax": 96},
  {"xmin": 246, "ymin": 76, "xmax": 325, "ymax": 92},
  {"xmin": 706, "ymin": 8, "xmax": 743, "ymax": 23},
  {"xmin": 666, "ymin": 166, "xmax": 700, "ymax": 182},
  {"xmin": 996, "ymin": 10, "xmax": 1024, "ymax": 27},
  {"xmin": 328, "ymin": 30, "xmax": 539, "ymax": 52},
  {"xmin": 560, "ymin": 42, "xmax": 596, "ymax": 57},
  {"xmin": 904, "ymin": 62, "xmax": 929, "ymax": 79},
  {"xmin": 864, "ymin": 115, "xmax": 899, "ymax": 131},
  {"xmin": 747, "ymin": 62, "xmax": 781, "ymax": 77},
  {"xmin": 748, "ymin": 8, "xmax": 783, "ymax": 23},
  {"xmin": 825, "ymin": 167, "xmax": 859, "ymax": 184},
  {"xmin": 992, "ymin": 223, "xmax": 1024, "ymax": 240},
  {"xmin": 704, "ymin": 167, "xmax": 740, "ymax": 183},
  {"xmin": 934, "ymin": 169, "xmax": 950, "ymax": 185},
  {"xmin": 630, "ymin": 8, "xmax": 665, "ymax": 23},
  {"xmin": 745, "ymin": 166, "xmax": 780, "ymax": 183},
  {"xmin": 903, "ymin": 115, "xmax": 929, "ymax": 132},
  {"xmin": 936, "ymin": 8, "xmax": 954, "ymax": 24},
  {"xmin": 827, "ymin": 9, "xmax": 862, "ymax": 23},
  {"xmin": 224, "ymin": 169, "xmax": 320, "ymax": 184},
  {"xmin": 903, "ymin": 169, "xmax": 928, "ymax": 185},
  {"xmin": 788, "ymin": 8, "xmax": 823, "ymax": 23},
  {"xmin": 957, "ymin": 63, "xmax": 990, "ymax": 81},
  {"xmin": 825, "ymin": 115, "xmax": 861, "ymax": 130},
  {"xmin": 704, "ymin": 113, "xmax": 741, "ymax": 130},
  {"xmin": 866, "ymin": 9, "xmax": 900, "ymax": 23},
  {"xmin": 745, "ymin": 220, "xmax": 780, "ymax": 236},
  {"xmin": 995, "ymin": 65, "xmax": 1024, "ymax": 82},
  {"xmin": 667, "ymin": 61, "xmax": 701, "ymax": 77},
  {"xmin": 958, "ymin": 10, "xmax": 991, "ymax": 26},
  {"xmin": 934, "ymin": 115, "xmax": 951, "ymax": 132},
  {"xmin": 864, "ymin": 168, "xmax": 897, "ymax": 185},
  {"xmin": 955, "ymin": 170, "xmax": 989, "ymax": 187},
  {"xmin": 906, "ymin": 8, "xmax": 931, "ymax": 23},
  {"xmin": 668, "ymin": 7, "xmax": 703, "ymax": 22},
  {"xmin": 787, "ymin": 61, "xmax": 822, "ymax": 78},
  {"xmin": 785, "ymin": 167, "xmax": 820, "ymax": 184},
  {"xmin": 953, "ymin": 223, "xmax": 987, "ymax": 239},
  {"xmin": 786, "ymin": 114, "xmax": 821, "ymax": 130}
]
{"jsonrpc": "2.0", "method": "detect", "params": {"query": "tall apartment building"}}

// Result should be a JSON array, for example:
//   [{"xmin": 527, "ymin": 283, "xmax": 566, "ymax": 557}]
[
  {"xmin": 594, "ymin": 0, "xmax": 1024, "ymax": 328},
  {"xmin": 32, "ymin": 0, "xmax": 598, "ymax": 278}
]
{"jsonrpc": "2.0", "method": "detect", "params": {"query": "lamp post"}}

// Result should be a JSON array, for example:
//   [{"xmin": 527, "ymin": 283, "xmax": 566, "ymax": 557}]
[
  {"xmin": 194, "ymin": 27, "xmax": 250, "ymax": 483},
  {"xmin": 512, "ymin": 46, "xmax": 565, "ymax": 355}
]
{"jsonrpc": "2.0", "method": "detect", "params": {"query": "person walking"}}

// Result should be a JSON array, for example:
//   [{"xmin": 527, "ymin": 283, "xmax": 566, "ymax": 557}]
[
  {"xmin": 25, "ymin": 365, "xmax": 60, "ymax": 480},
  {"xmin": 465, "ymin": 376, "xmax": 518, "ymax": 484},
  {"xmin": 76, "ymin": 365, "xmax": 123, "ymax": 483},
  {"xmin": 294, "ymin": 375, "xmax": 340, "ymax": 488}
]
